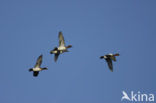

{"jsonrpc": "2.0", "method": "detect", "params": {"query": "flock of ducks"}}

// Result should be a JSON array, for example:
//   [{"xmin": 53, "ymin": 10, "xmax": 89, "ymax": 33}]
[{"xmin": 29, "ymin": 31, "xmax": 120, "ymax": 77}]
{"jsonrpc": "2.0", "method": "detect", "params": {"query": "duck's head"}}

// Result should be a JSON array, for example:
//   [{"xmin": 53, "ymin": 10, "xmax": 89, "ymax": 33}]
[
  {"xmin": 104, "ymin": 55, "xmax": 107, "ymax": 59},
  {"xmin": 29, "ymin": 68, "xmax": 33, "ymax": 72}
]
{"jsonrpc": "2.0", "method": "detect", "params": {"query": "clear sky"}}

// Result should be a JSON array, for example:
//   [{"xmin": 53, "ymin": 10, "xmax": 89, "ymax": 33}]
[{"xmin": 0, "ymin": 0, "xmax": 156, "ymax": 103}]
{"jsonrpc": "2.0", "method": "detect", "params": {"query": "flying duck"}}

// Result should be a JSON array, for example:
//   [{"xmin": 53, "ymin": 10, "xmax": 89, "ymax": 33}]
[
  {"xmin": 100, "ymin": 53, "xmax": 119, "ymax": 72},
  {"xmin": 50, "ymin": 47, "xmax": 60, "ymax": 62},
  {"xmin": 50, "ymin": 31, "xmax": 72, "ymax": 62},
  {"xmin": 29, "ymin": 55, "xmax": 48, "ymax": 77}
]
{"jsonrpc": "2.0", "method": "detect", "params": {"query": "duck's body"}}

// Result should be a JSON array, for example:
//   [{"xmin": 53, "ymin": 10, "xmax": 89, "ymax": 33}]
[
  {"xmin": 31, "ymin": 67, "xmax": 42, "ymax": 71},
  {"xmin": 100, "ymin": 53, "xmax": 119, "ymax": 72},
  {"xmin": 50, "ymin": 47, "xmax": 60, "ymax": 62},
  {"xmin": 50, "ymin": 31, "xmax": 72, "ymax": 62},
  {"xmin": 29, "ymin": 55, "xmax": 48, "ymax": 77},
  {"xmin": 58, "ymin": 46, "xmax": 66, "ymax": 51}
]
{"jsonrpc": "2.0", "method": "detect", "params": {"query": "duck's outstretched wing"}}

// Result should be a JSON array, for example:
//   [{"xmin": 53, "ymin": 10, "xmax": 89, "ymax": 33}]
[
  {"xmin": 59, "ymin": 31, "xmax": 65, "ymax": 46},
  {"xmin": 54, "ymin": 53, "xmax": 60, "ymax": 62},
  {"xmin": 33, "ymin": 71, "xmax": 39, "ymax": 77},
  {"xmin": 106, "ymin": 58, "xmax": 113, "ymax": 72},
  {"xmin": 35, "ymin": 55, "xmax": 42, "ymax": 67},
  {"xmin": 111, "ymin": 56, "xmax": 116, "ymax": 61}
]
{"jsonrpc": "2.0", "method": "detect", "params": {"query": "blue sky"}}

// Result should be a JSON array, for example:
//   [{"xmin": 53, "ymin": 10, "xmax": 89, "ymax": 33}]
[{"xmin": 0, "ymin": 0, "xmax": 156, "ymax": 103}]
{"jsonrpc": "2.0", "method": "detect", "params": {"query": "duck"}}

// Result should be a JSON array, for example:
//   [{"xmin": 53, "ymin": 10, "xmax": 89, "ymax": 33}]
[
  {"xmin": 50, "ymin": 47, "xmax": 60, "ymax": 62},
  {"xmin": 100, "ymin": 53, "xmax": 119, "ymax": 72},
  {"xmin": 29, "ymin": 55, "xmax": 48, "ymax": 77},
  {"xmin": 50, "ymin": 31, "xmax": 72, "ymax": 62}
]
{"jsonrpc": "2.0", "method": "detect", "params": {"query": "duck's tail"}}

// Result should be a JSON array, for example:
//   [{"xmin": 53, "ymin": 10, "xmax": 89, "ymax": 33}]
[
  {"xmin": 66, "ymin": 45, "xmax": 72, "ymax": 48},
  {"xmin": 114, "ymin": 53, "xmax": 120, "ymax": 56},
  {"xmin": 42, "ymin": 67, "xmax": 48, "ymax": 70}
]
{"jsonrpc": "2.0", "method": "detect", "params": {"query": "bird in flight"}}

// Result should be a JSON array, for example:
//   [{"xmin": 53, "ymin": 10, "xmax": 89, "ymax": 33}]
[
  {"xmin": 100, "ymin": 53, "xmax": 119, "ymax": 72},
  {"xmin": 29, "ymin": 55, "xmax": 48, "ymax": 77},
  {"xmin": 50, "ymin": 31, "xmax": 72, "ymax": 62}
]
